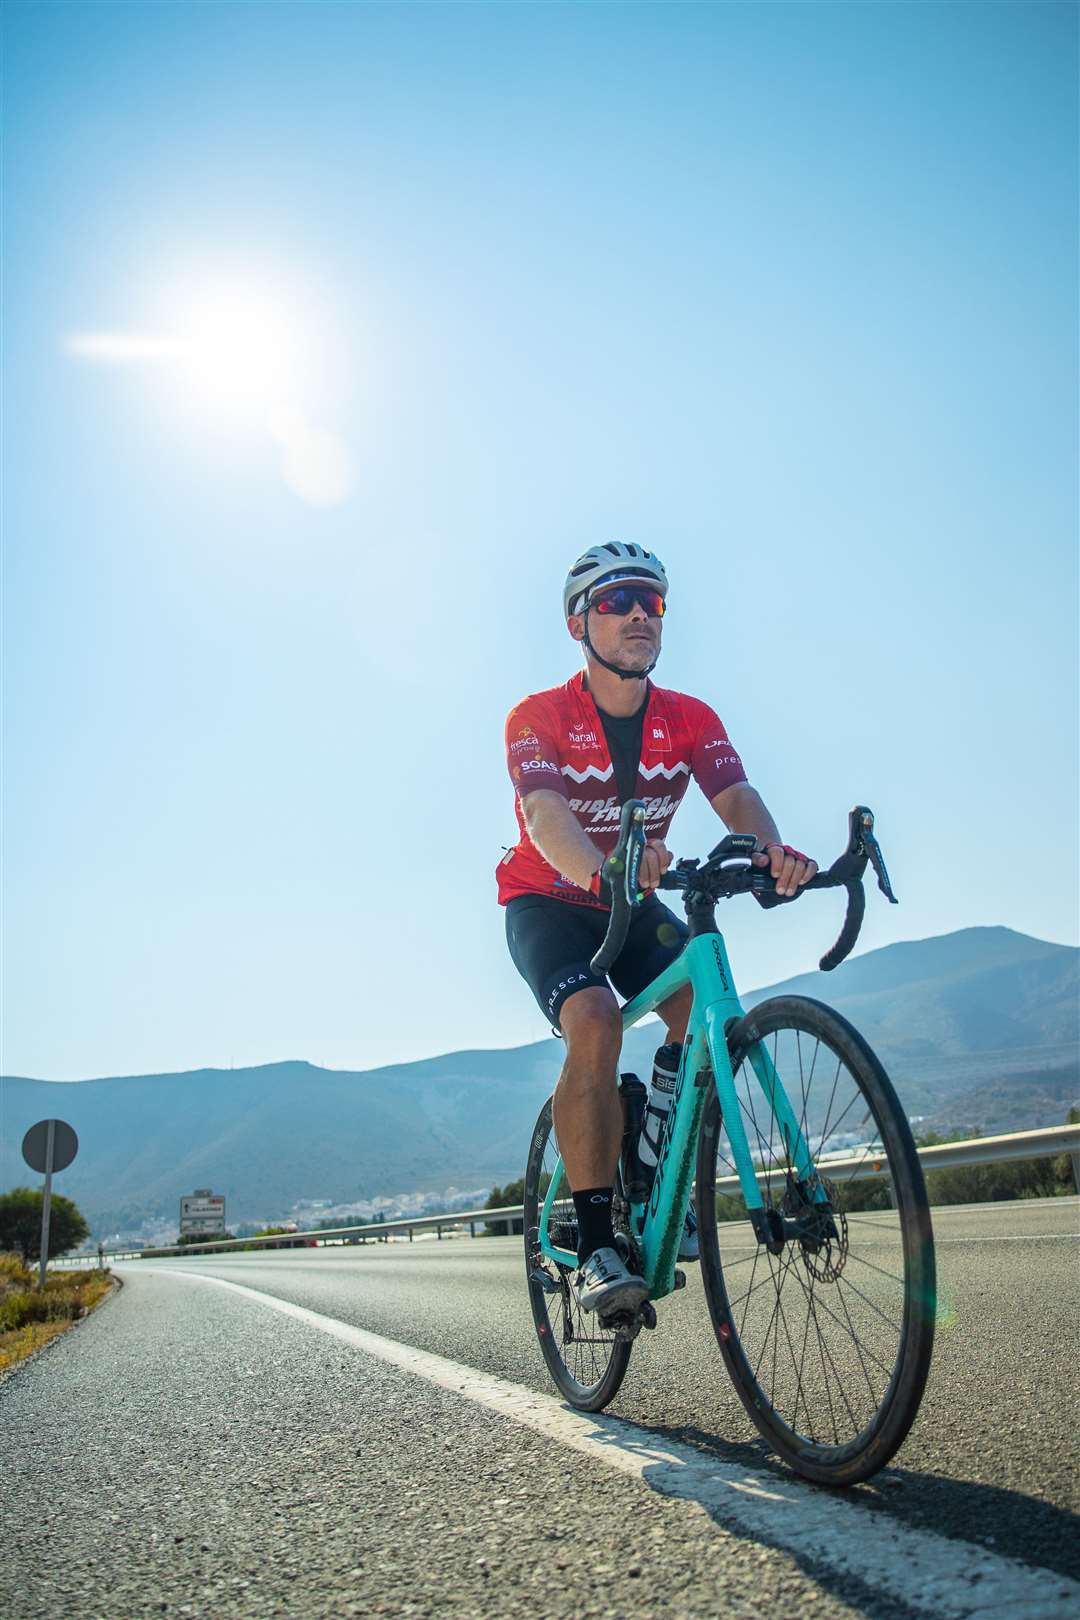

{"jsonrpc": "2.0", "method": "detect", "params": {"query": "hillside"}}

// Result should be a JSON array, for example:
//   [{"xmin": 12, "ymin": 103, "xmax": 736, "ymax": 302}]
[{"xmin": 2, "ymin": 927, "xmax": 1075, "ymax": 1235}]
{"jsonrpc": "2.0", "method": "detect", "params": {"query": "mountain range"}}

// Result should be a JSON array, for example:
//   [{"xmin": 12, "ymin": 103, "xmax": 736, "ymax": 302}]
[{"xmin": 2, "ymin": 927, "xmax": 1076, "ymax": 1236}]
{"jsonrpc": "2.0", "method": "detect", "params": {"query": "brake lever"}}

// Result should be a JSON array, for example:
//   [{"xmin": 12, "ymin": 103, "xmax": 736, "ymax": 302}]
[
  {"xmin": 624, "ymin": 804, "xmax": 646, "ymax": 901},
  {"xmin": 849, "ymin": 805, "xmax": 898, "ymax": 904}
]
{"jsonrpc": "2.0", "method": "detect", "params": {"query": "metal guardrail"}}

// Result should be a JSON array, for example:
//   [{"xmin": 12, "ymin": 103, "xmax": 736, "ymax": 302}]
[
  {"xmin": 718, "ymin": 1121, "xmax": 1080, "ymax": 1194},
  {"xmin": 55, "ymin": 1123, "xmax": 1079, "ymax": 1266}
]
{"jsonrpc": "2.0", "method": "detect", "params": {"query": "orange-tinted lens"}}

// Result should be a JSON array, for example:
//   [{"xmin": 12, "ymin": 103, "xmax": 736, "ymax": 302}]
[{"xmin": 592, "ymin": 586, "xmax": 666, "ymax": 617}]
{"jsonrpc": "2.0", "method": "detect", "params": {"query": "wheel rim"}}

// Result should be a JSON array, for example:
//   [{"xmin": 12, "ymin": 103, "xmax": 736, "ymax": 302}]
[
  {"xmin": 703, "ymin": 1010, "xmax": 932, "ymax": 1460},
  {"xmin": 526, "ymin": 1107, "xmax": 624, "ymax": 1400}
]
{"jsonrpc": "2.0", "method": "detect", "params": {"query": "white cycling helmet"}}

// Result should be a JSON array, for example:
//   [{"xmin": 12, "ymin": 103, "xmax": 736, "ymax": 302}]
[{"xmin": 563, "ymin": 542, "xmax": 669, "ymax": 619}]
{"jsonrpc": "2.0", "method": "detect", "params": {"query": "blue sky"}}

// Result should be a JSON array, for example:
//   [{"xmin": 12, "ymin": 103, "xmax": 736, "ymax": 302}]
[{"xmin": 3, "ymin": 1, "xmax": 1077, "ymax": 1081}]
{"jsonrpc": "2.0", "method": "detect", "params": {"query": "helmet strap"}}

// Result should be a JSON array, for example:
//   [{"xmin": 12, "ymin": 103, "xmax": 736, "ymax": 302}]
[{"xmin": 582, "ymin": 607, "xmax": 659, "ymax": 682}]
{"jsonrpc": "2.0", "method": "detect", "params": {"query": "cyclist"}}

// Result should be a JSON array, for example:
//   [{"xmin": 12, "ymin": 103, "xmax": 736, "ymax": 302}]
[{"xmin": 499, "ymin": 543, "xmax": 818, "ymax": 1318}]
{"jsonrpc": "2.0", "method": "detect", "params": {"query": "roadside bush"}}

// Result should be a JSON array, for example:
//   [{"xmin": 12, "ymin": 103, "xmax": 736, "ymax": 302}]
[
  {"xmin": 0, "ymin": 1253, "xmax": 111, "ymax": 1333},
  {"xmin": 922, "ymin": 1156, "xmax": 1073, "ymax": 1206}
]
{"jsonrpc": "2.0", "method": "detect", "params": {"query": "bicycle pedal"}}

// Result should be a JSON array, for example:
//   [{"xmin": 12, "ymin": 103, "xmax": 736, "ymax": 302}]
[
  {"xmin": 529, "ymin": 1267, "xmax": 561, "ymax": 1295},
  {"xmin": 673, "ymin": 1269, "xmax": 687, "ymax": 1291}
]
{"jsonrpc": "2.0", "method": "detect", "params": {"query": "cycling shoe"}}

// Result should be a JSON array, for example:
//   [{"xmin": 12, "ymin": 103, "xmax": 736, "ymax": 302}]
[{"xmin": 573, "ymin": 1246, "xmax": 649, "ymax": 1318}]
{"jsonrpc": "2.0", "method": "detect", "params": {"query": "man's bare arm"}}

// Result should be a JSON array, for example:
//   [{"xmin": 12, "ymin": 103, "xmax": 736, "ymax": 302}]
[
  {"xmin": 521, "ymin": 790, "xmax": 673, "ymax": 895},
  {"xmin": 710, "ymin": 782, "xmax": 782, "ymax": 849},
  {"xmin": 521, "ymin": 790, "xmax": 605, "ymax": 893},
  {"xmin": 711, "ymin": 781, "xmax": 817, "ymax": 898}
]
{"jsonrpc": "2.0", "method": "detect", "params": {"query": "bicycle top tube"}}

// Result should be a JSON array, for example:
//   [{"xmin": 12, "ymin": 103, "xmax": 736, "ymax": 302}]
[{"xmin": 590, "ymin": 802, "xmax": 897, "ymax": 979}]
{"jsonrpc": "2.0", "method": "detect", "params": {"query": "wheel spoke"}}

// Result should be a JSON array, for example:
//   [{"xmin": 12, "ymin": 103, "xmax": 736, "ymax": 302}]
[
  {"xmin": 815, "ymin": 1051, "xmax": 846, "ymax": 1150},
  {"xmin": 738, "ymin": 1245, "xmax": 762, "ymax": 1339},
  {"xmin": 835, "ymin": 1137, "xmax": 892, "ymax": 1191},
  {"xmin": 835, "ymin": 1271, "xmax": 885, "ymax": 1407},
  {"xmin": 845, "ymin": 1249, "xmax": 906, "ymax": 1287},
  {"xmin": 799, "ymin": 1281, "xmax": 898, "ymax": 1383},
  {"xmin": 818, "ymin": 1084, "xmax": 871, "ymax": 1153},
  {"xmin": 750, "ymin": 1274, "xmax": 783, "ymax": 1392},
  {"xmin": 832, "ymin": 1273, "xmax": 904, "ymax": 1339},
  {"xmin": 784, "ymin": 1259, "xmax": 869, "ymax": 1435}
]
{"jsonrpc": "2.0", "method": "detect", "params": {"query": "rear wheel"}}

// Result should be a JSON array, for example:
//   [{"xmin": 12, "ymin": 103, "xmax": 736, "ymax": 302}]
[
  {"xmin": 697, "ymin": 996, "xmax": 936, "ymax": 1485},
  {"xmin": 523, "ymin": 1097, "xmax": 632, "ymax": 1411}
]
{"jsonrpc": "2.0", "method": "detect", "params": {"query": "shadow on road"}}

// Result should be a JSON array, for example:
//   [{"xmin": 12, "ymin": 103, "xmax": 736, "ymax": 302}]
[{"xmin": 626, "ymin": 1420, "xmax": 1080, "ymax": 1586}]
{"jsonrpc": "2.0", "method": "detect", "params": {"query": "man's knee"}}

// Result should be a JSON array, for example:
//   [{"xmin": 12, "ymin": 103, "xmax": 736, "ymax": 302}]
[{"xmin": 560, "ymin": 987, "xmax": 622, "ymax": 1060}]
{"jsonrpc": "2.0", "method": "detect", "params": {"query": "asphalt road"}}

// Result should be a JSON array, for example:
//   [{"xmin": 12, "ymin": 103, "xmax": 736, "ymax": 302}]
[{"xmin": 4, "ymin": 1198, "xmax": 1077, "ymax": 1620}]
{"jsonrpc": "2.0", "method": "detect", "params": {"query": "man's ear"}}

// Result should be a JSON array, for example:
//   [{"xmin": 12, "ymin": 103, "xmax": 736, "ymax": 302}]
[{"xmin": 568, "ymin": 614, "xmax": 586, "ymax": 644}]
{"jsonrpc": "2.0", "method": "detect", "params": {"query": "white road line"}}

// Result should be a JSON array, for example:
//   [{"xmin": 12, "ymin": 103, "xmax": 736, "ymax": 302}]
[
  {"xmin": 934, "ymin": 1233, "xmax": 1076, "ymax": 1243},
  {"xmin": 136, "ymin": 1266, "xmax": 1078, "ymax": 1620},
  {"xmin": 717, "ymin": 1234, "xmax": 1077, "ymax": 1250}
]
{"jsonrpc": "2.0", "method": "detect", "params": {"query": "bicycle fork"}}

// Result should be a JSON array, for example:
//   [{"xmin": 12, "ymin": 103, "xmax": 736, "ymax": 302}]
[{"xmin": 712, "ymin": 1010, "xmax": 836, "ymax": 1254}]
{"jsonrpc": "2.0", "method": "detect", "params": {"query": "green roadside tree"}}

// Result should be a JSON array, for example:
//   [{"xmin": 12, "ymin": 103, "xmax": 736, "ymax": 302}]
[
  {"xmin": 0, "ymin": 1187, "xmax": 90, "ymax": 1262},
  {"xmin": 484, "ymin": 1177, "xmax": 525, "ymax": 1236}
]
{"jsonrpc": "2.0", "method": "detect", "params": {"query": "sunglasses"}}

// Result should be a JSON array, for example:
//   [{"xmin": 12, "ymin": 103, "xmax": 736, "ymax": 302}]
[{"xmin": 590, "ymin": 585, "xmax": 666, "ymax": 619}]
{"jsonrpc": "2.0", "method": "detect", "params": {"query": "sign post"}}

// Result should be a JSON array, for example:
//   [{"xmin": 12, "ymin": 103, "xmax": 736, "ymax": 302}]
[{"xmin": 21, "ymin": 1119, "xmax": 79, "ymax": 1287}]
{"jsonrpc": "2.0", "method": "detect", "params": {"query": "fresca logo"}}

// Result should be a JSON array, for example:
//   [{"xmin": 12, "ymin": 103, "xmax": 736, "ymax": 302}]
[{"xmin": 547, "ymin": 971, "xmax": 589, "ymax": 1012}]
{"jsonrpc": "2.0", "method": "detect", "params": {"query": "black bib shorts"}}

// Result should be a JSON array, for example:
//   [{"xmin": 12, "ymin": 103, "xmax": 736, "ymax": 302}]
[{"xmin": 505, "ymin": 892, "xmax": 689, "ymax": 1032}]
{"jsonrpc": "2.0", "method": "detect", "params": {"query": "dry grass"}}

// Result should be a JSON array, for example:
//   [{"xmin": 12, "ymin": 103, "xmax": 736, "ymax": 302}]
[{"xmin": 0, "ymin": 1252, "xmax": 114, "ymax": 1371}]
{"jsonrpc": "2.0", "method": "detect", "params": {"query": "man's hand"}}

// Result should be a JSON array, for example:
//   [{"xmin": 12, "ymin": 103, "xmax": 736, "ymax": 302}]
[
  {"xmin": 752, "ymin": 842, "xmax": 818, "ymax": 898},
  {"xmin": 639, "ymin": 838, "xmax": 673, "ymax": 893}
]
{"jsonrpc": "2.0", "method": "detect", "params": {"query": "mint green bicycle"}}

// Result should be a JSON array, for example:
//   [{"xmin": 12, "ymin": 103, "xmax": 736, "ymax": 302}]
[{"xmin": 524, "ymin": 805, "xmax": 936, "ymax": 1486}]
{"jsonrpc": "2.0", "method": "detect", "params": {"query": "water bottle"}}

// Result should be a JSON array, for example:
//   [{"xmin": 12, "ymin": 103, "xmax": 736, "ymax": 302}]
[
  {"xmin": 619, "ymin": 1074, "xmax": 651, "ymax": 1203},
  {"xmin": 637, "ymin": 1042, "xmax": 682, "ymax": 1188}
]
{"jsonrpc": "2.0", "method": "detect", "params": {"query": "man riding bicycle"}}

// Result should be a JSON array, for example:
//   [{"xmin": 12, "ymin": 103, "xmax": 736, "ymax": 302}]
[{"xmin": 499, "ymin": 543, "xmax": 818, "ymax": 1318}]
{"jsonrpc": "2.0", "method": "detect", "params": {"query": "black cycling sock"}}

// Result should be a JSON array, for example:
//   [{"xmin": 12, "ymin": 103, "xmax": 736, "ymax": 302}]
[{"xmin": 573, "ymin": 1187, "xmax": 615, "ymax": 1265}]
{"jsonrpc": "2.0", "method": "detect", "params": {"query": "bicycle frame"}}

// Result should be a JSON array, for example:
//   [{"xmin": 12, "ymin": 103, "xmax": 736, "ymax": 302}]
[{"xmin": 538, "ymin": 928, "xmax": 824, "ymax": 1301}]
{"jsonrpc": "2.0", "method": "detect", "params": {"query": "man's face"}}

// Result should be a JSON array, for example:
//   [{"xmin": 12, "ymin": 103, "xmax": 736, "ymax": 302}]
[{"xmin": 569, "ymin": 582, "xmax": 664, "ymax": 672}]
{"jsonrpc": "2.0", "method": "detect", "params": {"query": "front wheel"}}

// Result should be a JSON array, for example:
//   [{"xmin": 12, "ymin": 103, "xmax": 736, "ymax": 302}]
[
  {"xmin": 697, "ymin": 996, "xmax": 936, "ymax": 1486},
  {"xmin": 523, "ymin": 1096, "xmax": 632, "ymax": 1411}
]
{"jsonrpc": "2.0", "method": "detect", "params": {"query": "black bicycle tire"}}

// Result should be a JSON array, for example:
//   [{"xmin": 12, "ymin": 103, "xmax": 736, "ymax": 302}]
[
  {"xmin": 697, "ymin": 995, "xmax": 936, "ymax": 1486},
  {"xmin": 523, "ymin": 1096, "xmax": 632, "ymax": 1411}
]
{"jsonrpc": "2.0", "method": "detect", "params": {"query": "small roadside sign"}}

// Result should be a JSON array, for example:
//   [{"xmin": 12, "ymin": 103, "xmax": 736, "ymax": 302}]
[
  {"xmin": 22, "ymin": 1119, "xmax": 78, "ymax": 1175},
  {"xmin": 21, "ymin": 1119, "xmax": 79, "ymax": 1287},
  {"xmin": 180, "ymin": 1190, "xmax": 226, "ymax": 1239}
]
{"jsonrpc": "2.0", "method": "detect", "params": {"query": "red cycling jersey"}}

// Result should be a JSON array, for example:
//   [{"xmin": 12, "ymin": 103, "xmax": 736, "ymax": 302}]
[{"xmin": 497, "ymin": 671, "xmax": 747, "ymax": 909}]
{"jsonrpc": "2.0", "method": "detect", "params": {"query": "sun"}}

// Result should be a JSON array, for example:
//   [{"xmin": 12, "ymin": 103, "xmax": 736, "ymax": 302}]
[
  {"xmin": 65, "ymin": 259, "xmax": 357, "ymax": 506},
  {"xmin": 173, "ymin": 283, "xmax": 306, "ymax": 413}
]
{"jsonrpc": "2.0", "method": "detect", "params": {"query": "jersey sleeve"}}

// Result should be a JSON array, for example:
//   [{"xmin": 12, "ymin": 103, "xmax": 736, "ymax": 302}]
[
  {"xmin": 505, "ymin": 696, "xmax": 567, "ymax": 799},
  {"xmin": 689, "ymin": 699, "xmax": 748, "ymax": 799}
]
